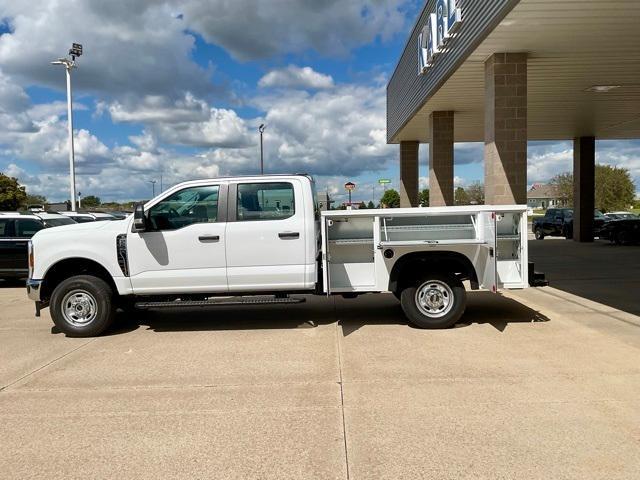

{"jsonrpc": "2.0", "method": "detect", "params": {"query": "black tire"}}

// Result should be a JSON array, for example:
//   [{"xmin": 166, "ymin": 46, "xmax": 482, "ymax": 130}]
[
  {"xmin": 50, "ymin": 275, "xmax": 115, "ymax": 337},
  {"xmin": 563, "ymin": 226, "xmax": 573, "ymax": 240},
  {"xmin": 399, "ymin": 272, "xmax": 466, "ymax": 329},
  {"xmin": 534, "ymin": 227, "xmax": 544, "ymax": 240},
  {"xmin": 615, "ymin": 229, "xmax": 631, "ymax": 246}
]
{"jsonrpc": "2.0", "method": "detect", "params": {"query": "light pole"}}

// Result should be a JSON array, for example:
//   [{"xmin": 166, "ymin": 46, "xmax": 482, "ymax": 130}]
[
  {"xmin": 258, "ymin": 124, "xmax": 266, "ymax": 175},
  {"xmin": 78, "ymin": 191, "xmax": 82, "ymax": 209},
  {"xmin": 148, "ymin": 180, "xmax": 157, "ymax": 197},
  {"xmin": 52, "ymin": 43, "xmax": 83, "ymax": 212}
]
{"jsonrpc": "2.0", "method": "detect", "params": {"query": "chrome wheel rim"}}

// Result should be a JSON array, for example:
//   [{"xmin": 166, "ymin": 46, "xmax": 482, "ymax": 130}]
[
  {"xmin": 415, "ymin": 280, "xmax": 454, "ymax": 318},
  {"xmin": 62, "ymin": 289, "xmax": 98, "ymax": 326}
]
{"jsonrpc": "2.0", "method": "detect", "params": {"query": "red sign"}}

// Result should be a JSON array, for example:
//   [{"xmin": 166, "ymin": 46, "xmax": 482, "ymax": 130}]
[{"xmin": 344, "ymin": 182, "xmax": 356, "ymax": 191}]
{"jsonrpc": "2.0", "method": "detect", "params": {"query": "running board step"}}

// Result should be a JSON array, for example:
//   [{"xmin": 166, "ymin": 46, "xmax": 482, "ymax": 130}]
[{"xmin": 135, "ymin": 296, "xmax": 306, "ymax": 309}]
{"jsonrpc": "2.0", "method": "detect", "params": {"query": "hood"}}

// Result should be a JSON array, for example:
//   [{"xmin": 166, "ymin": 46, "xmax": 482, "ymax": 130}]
[{"xmin": 32, "ymin": 218, "xmax": 128, "ymax": 240}]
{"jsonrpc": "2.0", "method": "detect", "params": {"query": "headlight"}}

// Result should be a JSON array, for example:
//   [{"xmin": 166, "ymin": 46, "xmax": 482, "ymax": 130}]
[{"xmin": 28, "ymin": 240, "xmax": 34, "ymax": 279}]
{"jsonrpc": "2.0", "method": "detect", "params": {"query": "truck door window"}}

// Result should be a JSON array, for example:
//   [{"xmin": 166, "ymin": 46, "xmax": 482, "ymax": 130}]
[
  {"xmin": 148, "ymin": 185, "xmax": 219, "ymax": 231},
  {"xmin": 16, "ymin": 219, "xmax": 44, "ymax": 237},
  {"xmin": 0, "ymin": 219, "xmax": 14, "ymax": 238},
  {"xmin": 236, "ymin": 182, "xmax": 295, "ymax": 221}
]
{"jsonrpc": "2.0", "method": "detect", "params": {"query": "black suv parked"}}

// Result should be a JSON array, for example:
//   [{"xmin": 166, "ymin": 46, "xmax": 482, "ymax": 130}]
[
  {"xmin": 0, "ymin": 215, "xmax": 45, "ymax": 280},
  {"xmin": 532, "ymin": 208, "xmax": 573, "ymax": 239},
  {"xmin": 532, "ymin": 208, "xmax": 609, "ymax": 240}
]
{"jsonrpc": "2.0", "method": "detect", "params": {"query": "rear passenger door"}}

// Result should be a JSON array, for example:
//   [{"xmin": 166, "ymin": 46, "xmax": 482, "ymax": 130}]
[{"xmin": 225, "ymin": 180, "xmax": 307, "ymax": 291}]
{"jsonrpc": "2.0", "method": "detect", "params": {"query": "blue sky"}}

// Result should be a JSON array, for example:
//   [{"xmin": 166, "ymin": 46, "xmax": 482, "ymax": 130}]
[{"xmin": 0, "ymin": 0, "xmax": 638, "ymax": 204}]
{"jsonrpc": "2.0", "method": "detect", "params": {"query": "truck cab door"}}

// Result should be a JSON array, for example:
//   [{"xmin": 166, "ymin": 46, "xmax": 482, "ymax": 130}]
[
  {"xmin": 480, "ymin": 211, "xmax": 498, "ymax": 292},
  {"xmin": 225, "ymin": 180, "xmax": 307, "ymax": 291},
  {"xmin": 127, "ymin": 183, "xmax": 228, "ymax": 294}
]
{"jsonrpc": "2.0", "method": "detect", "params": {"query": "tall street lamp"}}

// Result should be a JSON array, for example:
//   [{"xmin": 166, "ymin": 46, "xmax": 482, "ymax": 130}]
[
  {"xmin": 148, "ymin": 180, "xmax": 157, "ymax": 197},
  {"xmin": 52, "ymin": 43, "xmax": 83, "ymax": 212},
  {"xmin": 258, "ymin": 124, "xmax": 266, "ymax": 175}
]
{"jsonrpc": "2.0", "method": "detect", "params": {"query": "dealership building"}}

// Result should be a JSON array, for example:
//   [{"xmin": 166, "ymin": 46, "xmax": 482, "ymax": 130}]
[{"xmin": 387, "ymin": 0, "xmax": 640, "ymax": 241}]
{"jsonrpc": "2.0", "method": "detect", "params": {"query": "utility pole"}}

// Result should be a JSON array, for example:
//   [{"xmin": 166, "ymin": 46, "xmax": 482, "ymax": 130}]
[
  {"xmin": 52, "ymin": 43, "xmax": 83, "ymax": 212},
  {"xmin": 258, "ymin": 124, "xmax": 266, "ymax": 174},
  {"xmin": 148, "ymin": 180, "xmax": 157, "ymax": 197}
]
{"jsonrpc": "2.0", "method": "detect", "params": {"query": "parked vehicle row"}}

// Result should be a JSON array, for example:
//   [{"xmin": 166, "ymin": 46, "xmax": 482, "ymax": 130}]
[
  {"xmin": 531, "ymin": 208, "xmax": 640, "ymax": 243},
  {"xmin": 0, "ymin": 210, "xmax": 129, "ymax": 280},
  {"xmin": 0, "ymin": 213, "xmax": 75, "ymax": 280}
]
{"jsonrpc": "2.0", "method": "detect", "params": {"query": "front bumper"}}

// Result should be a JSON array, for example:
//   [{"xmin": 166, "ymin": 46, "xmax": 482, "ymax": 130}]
[{"xmin": 26, "ymin": 279, "xmax": 43, "ymax": 302}]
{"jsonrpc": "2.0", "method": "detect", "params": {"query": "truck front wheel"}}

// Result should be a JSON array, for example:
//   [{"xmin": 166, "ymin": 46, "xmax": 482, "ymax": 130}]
[
  {"xmin": 50, "ymin": 275, "xmax": 115, "ymax": 337},
  {"xmin": 400, "ymin": 273, "xmax": 466, "ymax": 329}
]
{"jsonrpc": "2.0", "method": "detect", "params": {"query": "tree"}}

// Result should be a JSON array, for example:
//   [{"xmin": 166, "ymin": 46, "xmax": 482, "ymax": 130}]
[
  {"xmin": 549, "ymin": 172, "xmax": 573, "ymax": 206},
  {"xmin": 419, "ymin": 188, "xmax": 429, "ymax": 207},
  {"xmin": 0, "ymin": 173, "xmax": 27, "ymax": 210},
  {"xmin": 367, "ymin": 200, "xmax": 375, "ymax": 209},
  {"xmin": 22, "ymin": 194, "xmax": 47, "ymax": 207},
  {"xmin": 454, "ymin": 187, "xmax": 470, "ymax": 205},
  {"xmin": 466, "ymin": 182, "xmax": 485, "ymax": 204},
  {"xmin": 357, "ymin": 201, "xmax": 367, "ymax": 209},
  {"xmin": 549, "ymin": 166, "xmax": 635, "ymax": 211},
  {"xmin": 595, "ymin": 165, "xmax": 635, "ymax": 212},
  {"xmin": 82, "ymin": 195, "xmax": 101, "ymax": 208},
  {"xmin": 380, "ymin": 189, "xmax": 400, "ymax": 208}
]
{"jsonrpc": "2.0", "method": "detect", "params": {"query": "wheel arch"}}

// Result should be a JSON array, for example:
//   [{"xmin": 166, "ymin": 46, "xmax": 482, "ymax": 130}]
[
  {"xmin": 41, "ymin": 257, "xmax": 117, "ymax": 302},
  {"xmin": 388, "ymin": 251, "xmax": 479, "ymax": 294}
]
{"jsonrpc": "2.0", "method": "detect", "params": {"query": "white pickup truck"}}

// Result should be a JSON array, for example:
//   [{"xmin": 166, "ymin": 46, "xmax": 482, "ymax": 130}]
[{"xmin": 27, "ymin": 174, "xmax": 537, "ymax": 337}]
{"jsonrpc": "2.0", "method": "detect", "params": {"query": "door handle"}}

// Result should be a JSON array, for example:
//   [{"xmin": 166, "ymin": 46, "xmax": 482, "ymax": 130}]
[
  {"xmin": 278, "ymin": 232, "xmax": 300, "ymax": 239},
  {"xmin": 198, "ymin": 235, "xmax": 220, "ymax": 242}
]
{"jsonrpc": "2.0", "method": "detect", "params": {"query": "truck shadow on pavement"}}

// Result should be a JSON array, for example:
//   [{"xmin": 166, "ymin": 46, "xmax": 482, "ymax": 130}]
[
  {"xmin": 336, "ymin": 292, "xmax": 549, "ymax": 335},
  {"xmin": 106, "ymin": 291, "xmax": 549, "ymax": 336}
]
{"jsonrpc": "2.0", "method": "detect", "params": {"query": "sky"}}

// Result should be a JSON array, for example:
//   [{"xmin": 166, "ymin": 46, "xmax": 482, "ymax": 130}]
[{"xmin": 0, "ymin": 0, "xmax": 638, "ymax": 205}]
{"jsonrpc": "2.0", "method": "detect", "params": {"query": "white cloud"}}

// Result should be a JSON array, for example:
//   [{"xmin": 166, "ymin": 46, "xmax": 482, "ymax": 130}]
[
  {"xmin": 259, "ymin": 66, "xmax": 334, "ymax": 90},
  {"xmin": 98, "ymin": 94, "xmax": 210, "ymax": 124},
  {"xmin": 526, "ymin": 143, "xmax": 573, "ymax": 184},
  {"xmin": 0, "ymin": 0, "xmax": 212, "ymax": 99},
  {"xmin": 179, "ymin": 0, "xmax": 410, "ymax": 61}
]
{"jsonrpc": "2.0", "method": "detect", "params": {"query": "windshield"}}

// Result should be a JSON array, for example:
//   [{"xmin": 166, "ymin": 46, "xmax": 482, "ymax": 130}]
[
  {"xmin": 594, "ymin": 209, "xmax": 606, "ymax": 218},
  {"xmin": 44, "ymin": 217, "xmax": 77, "ymax": 227}
]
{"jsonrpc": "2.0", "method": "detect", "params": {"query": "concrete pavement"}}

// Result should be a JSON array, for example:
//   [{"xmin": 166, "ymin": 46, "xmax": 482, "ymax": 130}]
[{"xmin": 1, "ymin": 287, "xmax": 639, "ymax": 479}]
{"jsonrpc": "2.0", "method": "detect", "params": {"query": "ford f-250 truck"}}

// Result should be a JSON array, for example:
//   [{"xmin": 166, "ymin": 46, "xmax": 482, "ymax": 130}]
[{"xmin": 26, "ymin": 174, "xmax": 534, "ymax": 337}]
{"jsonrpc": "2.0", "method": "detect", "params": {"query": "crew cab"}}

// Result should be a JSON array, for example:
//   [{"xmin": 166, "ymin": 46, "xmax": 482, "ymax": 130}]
[{"xmin": 27, "ymin": 175, "xmax": 535, "ymax": 337}]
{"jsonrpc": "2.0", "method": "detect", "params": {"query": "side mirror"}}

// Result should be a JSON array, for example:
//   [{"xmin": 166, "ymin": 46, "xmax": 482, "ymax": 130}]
[{"xmin": 133, "ymin": 203, "xmax": 146, "ymax": 232}]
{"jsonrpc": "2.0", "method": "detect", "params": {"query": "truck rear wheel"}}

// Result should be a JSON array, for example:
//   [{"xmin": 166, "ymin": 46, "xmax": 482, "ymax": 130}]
[
  {"xmin": 50, "ymin": 275, "xmax": 115, "ymax": 337},
  {"xmin": 534, "ymin": 227, "xmax": 544, "ymax": 240},
  {"xmin": 400, "ymin": 273, "xmax": 466, "ymax": 329}
]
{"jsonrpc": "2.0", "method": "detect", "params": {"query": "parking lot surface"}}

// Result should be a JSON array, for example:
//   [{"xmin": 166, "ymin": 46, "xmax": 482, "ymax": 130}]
[
  {"xmin": 1, "ymin": 286, "xmax": 639, "ymax": 479},
  {"xmin": 529, "ymin": 239, "xmax": 640, "ymax": 315}
]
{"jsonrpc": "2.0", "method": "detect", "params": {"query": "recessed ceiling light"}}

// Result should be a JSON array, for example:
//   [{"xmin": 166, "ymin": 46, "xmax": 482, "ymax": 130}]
[{"xmin": 586, "ymin": 85, "xmax": 621, "ymax": 93}]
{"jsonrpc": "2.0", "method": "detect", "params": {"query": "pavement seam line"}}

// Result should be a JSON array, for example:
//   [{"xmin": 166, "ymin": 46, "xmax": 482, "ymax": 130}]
[
  {"xmin": 334, "ymin": 297, "xmax": 350, "ymax": 480},
  {"xmin": 535, "ymin": 288, "xmax": 640, "ymax": 328},
  {"xmin": 0, "ymin": 338, "xmax": 97, "ymax": 392}
]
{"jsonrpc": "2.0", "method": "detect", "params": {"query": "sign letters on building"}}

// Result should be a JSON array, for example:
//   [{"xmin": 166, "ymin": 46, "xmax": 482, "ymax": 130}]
[{"xmin": 418, "ymin": 0, "xmax": 462, "ymax": 74}]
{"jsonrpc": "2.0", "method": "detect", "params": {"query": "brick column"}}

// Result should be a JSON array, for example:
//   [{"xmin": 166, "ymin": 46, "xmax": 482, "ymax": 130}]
[
  {"xmin": 429, "ymin": 111, "xmax": 454, "ymax": 206},
  {"xmin": 484, "ymin": 53, "xmax": 527, "ymax": 205},
  {"xmin": 399, "ymin": 141, "xmax": 419, "ymax": 207},
  {"xmin": 573, "ymin": 137, "xmax": 595, "ymax": 242}
]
